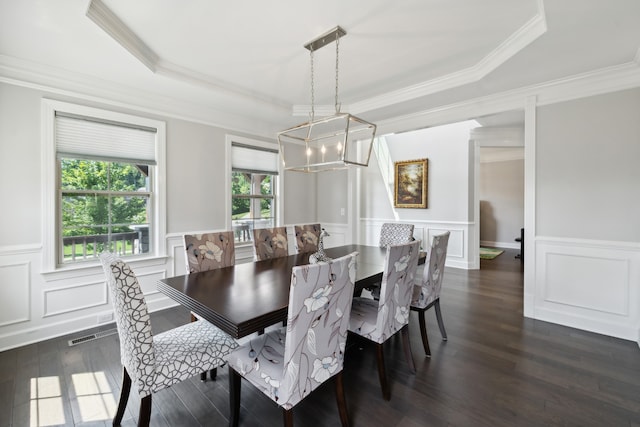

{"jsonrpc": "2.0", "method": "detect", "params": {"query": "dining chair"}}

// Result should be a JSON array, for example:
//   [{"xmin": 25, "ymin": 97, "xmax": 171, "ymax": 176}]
[
  {"xmin": 366, "ymin": 223, "xmax": 416, "ymax": 299},
  {"xmin": 294, "ymin": 223, "xmax": 321, "ymax": 253},
  {"xmin": 410, "ymin": 231, "xmax": 450, "ymax": 356},
  {"xmin": 99, "ymin": 253, "xmax": 238, "ymax": 427},
  {"xmin": 379, "ymin": 222, "xmax": 415, "ymax": 247},
  {"xmin": 348, "ymin": 240, "xmax": 420, "ymax": 400},
  {"xmin": 183, "ymin": 230, "xmax": 235, "ymax": 273},
  {"xmin": 253, "ymin": 226, "xmax": 289, "ymax": 261},
  {"xmin": 227, "ymin": 252, "xmax": 359, "ymax": 427},
  {"xmin": 183, "ymin": 230, "xmax": 236, "ymax": 380}
]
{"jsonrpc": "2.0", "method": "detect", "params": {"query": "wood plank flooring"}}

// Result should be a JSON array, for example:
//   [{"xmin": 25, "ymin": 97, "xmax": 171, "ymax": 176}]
[{"xmin": 1, "ymin": 249, "xmax": 639, "ymax": 426}]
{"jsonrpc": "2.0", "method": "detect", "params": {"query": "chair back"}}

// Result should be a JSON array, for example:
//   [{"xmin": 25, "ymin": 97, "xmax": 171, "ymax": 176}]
[
  {"xmin": 183, "ymin": 231, "xmax": 235, "ymax": 273},
  {"xmin": 379, "ymin": 223, "xmax": 415, "ymax": 247},
  {"xmin": 375, "ymin": 240, "xmax": 420, "ymax": 340},
  {"xmin": 279, "ymin": 252, "xmax": 358, "ymax": 408},
  {"xmin": 414, "ymin": 231, "xmax": 450, "ymax": 308},
  {"xmin": 253, "ymin": 227, "xmax": 288, "ymax": 261},
  {"xmin": 294, "ymin": 223, "xmax": 321, "ymax": 253},
  {"xmin": 99, "ymin": 253, "xmax": 156, "ymax": 397}
]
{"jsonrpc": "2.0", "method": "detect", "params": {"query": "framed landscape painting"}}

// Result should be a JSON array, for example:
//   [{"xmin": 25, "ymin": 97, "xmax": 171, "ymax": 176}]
[{"xmin": 394, "ymin": 158, "xmax": 428, "ymax": 208}]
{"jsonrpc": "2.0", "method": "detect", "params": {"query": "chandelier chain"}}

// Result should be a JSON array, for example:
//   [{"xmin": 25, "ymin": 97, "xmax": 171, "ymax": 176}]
[
  {"xmin": 310, "ymin": 45, "xmax": 315, "ymax": 120},
  {"xmin": 335, "ymin": 33, "xmax": 340, "ymax": 113}
]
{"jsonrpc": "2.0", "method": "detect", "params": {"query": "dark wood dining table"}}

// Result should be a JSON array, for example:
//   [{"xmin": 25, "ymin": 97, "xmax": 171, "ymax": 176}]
[{"xmin": 158, "ymin": 244, "xmax": 423, "ymax": 339}]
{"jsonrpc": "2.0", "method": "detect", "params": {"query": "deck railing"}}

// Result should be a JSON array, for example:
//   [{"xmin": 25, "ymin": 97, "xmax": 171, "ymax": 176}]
[{"xmin": 62, "ymin": 231, "xmax": 146, "ymax": 261}]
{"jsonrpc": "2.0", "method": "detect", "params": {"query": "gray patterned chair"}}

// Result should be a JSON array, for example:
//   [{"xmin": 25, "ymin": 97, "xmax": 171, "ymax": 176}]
[
  {"xmin": 99, "ymin": 253, "xmax": 238, "ymax": 427},
  {"xmin": 253, "ymin": 226, "xmax": 289, "ymax": 261},
  {"xmin": 227, "ymin": 252, "xmax": 359, "ymax": 427},
  {"xmin": 183, "ymin": 231, "xmax": 236, "ymax": 380},
  {"xmin": 294, "ymin": 223, "xmax": 321, "ymax": 254},
  {"xmin": 379, "ymin": 222, "xmax": 415, "ymax": 247},
  {"xmin": 348, "ymin": 240, "xmax": 420, "ymax": 400},
  {"xmin": 410, "ymin": 231, "xmax": 450, "ymax": 356}
]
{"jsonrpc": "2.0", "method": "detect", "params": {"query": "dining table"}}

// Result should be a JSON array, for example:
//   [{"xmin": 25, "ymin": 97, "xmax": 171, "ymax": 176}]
[{"xmin": 157, "ymin": 244, "xmax": 424, "ymax": 339}]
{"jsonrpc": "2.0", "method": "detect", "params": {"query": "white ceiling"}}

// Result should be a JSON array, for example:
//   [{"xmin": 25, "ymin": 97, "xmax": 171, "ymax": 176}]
[{"xmin": 1, "ymin": 0, "xmax": 640, "ymax": 137}]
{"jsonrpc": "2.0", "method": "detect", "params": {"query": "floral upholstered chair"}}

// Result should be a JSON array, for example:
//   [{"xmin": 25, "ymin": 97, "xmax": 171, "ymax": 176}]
[
  {"xmin": 367, "ymin": 223, "xmax": 416, "ymax": 299},
  {"xmin": 348, "ymin": 240, "xmax": 420, "ymax": 400},
  {"xmin": 253, "ymin": 226, "xmax": 289, "ymax": 261},
  {"xmin": 411, "ymin": 231, "xmax": 450, "ymax": 356},
  {"xmin": 99, "ymin": 253, "xmax": 237, "ymax": 427},
  {"xmin": 183, "ymin": 231, "xmax": 235, "ymax": 273},
  {"xmin": 294, "ymin": 223, "xmax": 321, "ymax": 254},
  {"xmin": 379, "ymin": 222, "xmax": 415, "ymax": 247},
  {"xmin": 183, "ymin": 231, "xmax": 236, "ymax": 380},
  {"xmin": 227, "ymin": 252, "xmax": 359, "ymax": 427}
]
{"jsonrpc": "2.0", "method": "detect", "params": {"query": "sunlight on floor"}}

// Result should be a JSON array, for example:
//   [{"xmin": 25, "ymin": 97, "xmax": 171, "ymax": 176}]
[
  {"xmin": 30, "ymin": 371, "xmax": 117, "ymax": 426},
  {"xmin": 30, "ymin": 376, "xmax": 65, "ymax": 427},
  {"xmin": 72, "ymin": 371, "xmax": 117, "ymax": 422}
]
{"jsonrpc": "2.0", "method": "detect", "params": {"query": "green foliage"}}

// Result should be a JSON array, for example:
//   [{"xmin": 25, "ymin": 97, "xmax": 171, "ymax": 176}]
[{"xmin": 60, "ymin": 159, "xmax": 149, "ymax": 237}]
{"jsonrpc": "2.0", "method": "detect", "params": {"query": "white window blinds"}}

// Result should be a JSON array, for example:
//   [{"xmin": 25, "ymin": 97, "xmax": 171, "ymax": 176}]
[
  {"xmin": 231, "ymin": 142, "xmax": 279, "ymax": 175},
  {"xmin": 55, "ymin": 113, "xmax": 157, "ymax": 165}
]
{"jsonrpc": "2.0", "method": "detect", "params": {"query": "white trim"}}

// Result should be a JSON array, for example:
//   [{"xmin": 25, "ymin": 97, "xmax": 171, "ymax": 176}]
[
  {"xmin": 0, "ymin": 244, "xmax": 42, "ymax": 256},
  {"xmin": 224, "ymin": 134, "xmax": 282, "ymax": 230},
  {"xmin": 375, "ymin": 62, "xmax": 640, "ymax": 136},
  {"xmin": 42, "ymin": 279, "xmax": 108, "ymax": 317},
  {"xmin": 350, "ymin": 5, "xmax": 547, "ymax": 115},
  {"xmin": 480, "ymin": 241, "xmax": 520, "ymax": 250},
  {"xmin": 40, "ymin": 99, "xmax": 167, "ymax": 273},
  {"xmin": 523, "ymin": 95, "xmax": 537, "ymax": 318}
]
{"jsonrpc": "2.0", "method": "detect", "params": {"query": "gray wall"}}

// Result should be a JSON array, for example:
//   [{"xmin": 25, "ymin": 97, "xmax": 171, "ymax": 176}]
[
  {"xmin": 0, "ymin": 82, "xmax": 317, "ymax": 244},
  {"xmin": 536, "ymin": 88, "xmax": 640, "ymax": 242},
  {"xmin": 479, "ymin": 158, "xmax": 524, "ymax": 246}
]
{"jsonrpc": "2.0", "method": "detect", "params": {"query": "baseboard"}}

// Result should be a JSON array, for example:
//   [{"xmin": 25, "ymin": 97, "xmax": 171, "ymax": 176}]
[{"xmin": 480, "ymin": 240, "xmax": 520, "ymax": 249}]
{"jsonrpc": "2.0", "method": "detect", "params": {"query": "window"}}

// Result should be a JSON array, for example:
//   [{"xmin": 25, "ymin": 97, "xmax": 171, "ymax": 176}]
[
  {"xmin": 42, "ymin": 100, "xmax": 166, "ymax": 270},
  {"xmin": 229, "ymin": 140, "xmax": 280, "ymax": 243}
]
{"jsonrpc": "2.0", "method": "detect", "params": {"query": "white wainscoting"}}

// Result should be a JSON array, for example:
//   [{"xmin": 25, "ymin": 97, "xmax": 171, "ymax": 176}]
[
  {"xmin": 0, "ymin": 241, "xmax": 177, "ymax": 351},
  {"xmin": 534, "ymin": 237, "xmax": 640, "ymax": 341},
  {"xmin": 360, "ymin": 218, "xmax": 473, "ymax": 269}
]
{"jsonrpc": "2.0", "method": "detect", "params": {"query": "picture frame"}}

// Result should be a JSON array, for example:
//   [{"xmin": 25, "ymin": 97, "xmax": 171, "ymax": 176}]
[{"xmin": 394, "ymin": 158, "xmax": 428, "ymax": 208}]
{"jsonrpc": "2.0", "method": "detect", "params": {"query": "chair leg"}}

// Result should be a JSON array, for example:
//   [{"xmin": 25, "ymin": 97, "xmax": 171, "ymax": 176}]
[
  {"xmin": 434, "ymin": 300, "xmax": 447, "ymax": 340},
  {"xmin": 210, "ymin": 367, "xmax": 217, "ymax": 380},
  {"xmin": 334, "ymin": 371, "xmax": 350, "ymax": 427},
  {"xmin": 113, "ymin": 366, "xmax": 131, "ymax": 426},
  {"xmin": 375, "ymin": 343, "xmax": 390, "ymax": 401},
  {"xmin": 418, "ymin": 309, "xmax": 431, "ymax": 357},
  {"xmin": 400, "ymin": 325, "xmax": 416, "ymax": 374},
  {"xmin": 138, "ymin": 395, "xmax": 152, "ymax": 427},
  {"xmin": 229, "ymin": 366, "xmax": 241, "ymax": 427},
  {"xmin": 283, "ymin": 408, "xmax": 294, "ymax": 427}
]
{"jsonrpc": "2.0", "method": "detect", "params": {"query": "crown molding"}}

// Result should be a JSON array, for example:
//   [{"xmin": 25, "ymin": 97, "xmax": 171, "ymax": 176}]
[
  {"xmin": 349, "ymin": 2, "xmax": 547, "ymax": 115},
  {"xmin": 86, "ymin": 0, "xmax": 158, "ymax": 72},
  {"xmin": 0, "ymin": 55, "xmax": 281, "ymax": 140},
  {"xmin": 375, "ymin": 61, "xmax": 640, "ymax": 135},
  {"xmin": 85, "ymin": 0, "xmax": 289, "ymax": 112}
]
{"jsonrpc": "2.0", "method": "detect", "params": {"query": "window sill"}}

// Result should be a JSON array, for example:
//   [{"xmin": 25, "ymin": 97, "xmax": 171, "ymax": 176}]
[{"xmin": 41, "ymin": 254, "xmax": 169, "ymax": 281}]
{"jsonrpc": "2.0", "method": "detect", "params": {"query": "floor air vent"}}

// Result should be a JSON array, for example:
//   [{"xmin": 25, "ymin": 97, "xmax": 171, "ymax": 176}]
[{"xmin": 68, "ymin": 328, "xmax": 117, "ymax": 346}]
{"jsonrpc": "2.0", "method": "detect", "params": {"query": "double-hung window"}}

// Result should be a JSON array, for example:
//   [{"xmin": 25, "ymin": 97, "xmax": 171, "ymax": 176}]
[
  {"xmin": 43, "ymin": 100, "xmax": 166, "ymax": 270},
  {"xmin": 230, "ymin": 140, "xmax": 280, "ymax": 243}
]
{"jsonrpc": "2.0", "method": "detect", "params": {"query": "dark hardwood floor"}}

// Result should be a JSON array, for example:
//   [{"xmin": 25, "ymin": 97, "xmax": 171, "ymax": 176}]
[{"xmin": 2, "ymin": 248, "xmax": 639, "ymax": 426}]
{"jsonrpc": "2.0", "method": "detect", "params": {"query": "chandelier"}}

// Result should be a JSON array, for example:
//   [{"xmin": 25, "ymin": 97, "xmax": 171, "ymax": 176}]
[{"xmin": 277, "ymin": 26, "xmax": 377, "ymax": 173}]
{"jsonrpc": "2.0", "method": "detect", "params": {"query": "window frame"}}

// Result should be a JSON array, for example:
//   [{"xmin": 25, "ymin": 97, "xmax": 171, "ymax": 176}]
[
  {"xmin": 225, "ymin": 135, "xmax": 282, "ymax": 246},
  {"xmin": 42, "ymin": 99, "xmax": 167, "ymax": 273}
]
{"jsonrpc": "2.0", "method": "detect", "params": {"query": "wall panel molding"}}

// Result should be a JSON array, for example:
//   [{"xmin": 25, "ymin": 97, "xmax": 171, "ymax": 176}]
[
  {"xmin": 0, "ymin": 261, "xmax": 31, "ymax": 327},
  {"xmin": 534, "ymin": 236, "xmax": 640, "ymax": 341},
  {"xmin": 360, "ymin": 218, "xmax": 471, "ymax": 269},
  {"xmin": 43, "ymin": 279, "xmax": 108, "ymax": 317}
]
